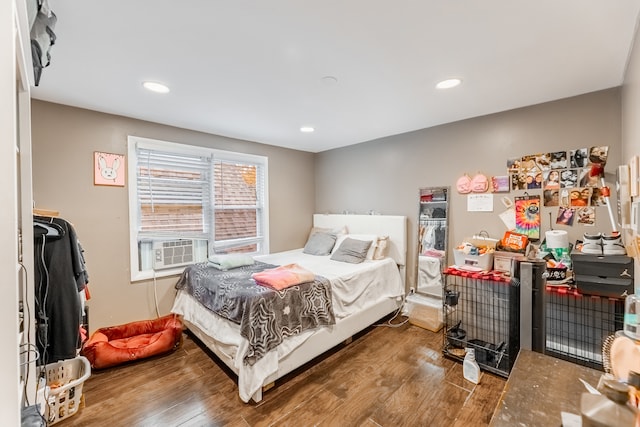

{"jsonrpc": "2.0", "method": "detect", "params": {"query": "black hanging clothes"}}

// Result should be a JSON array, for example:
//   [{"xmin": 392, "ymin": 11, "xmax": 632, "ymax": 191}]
[
  {"xmin": 34, "ymin": 216, "xmax": 89, "ymax": 364},
  {"xmin": 434, "ymin": 224, "xmax": 446, "ymax": 251}
]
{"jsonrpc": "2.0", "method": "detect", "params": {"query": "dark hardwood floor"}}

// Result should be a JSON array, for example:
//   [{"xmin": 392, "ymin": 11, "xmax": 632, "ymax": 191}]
[{"xmin": 63, "ymin": 320, "xmax": 506, "ymax": 427}]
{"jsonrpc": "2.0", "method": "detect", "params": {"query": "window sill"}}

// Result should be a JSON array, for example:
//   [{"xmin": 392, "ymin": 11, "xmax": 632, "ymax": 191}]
[{"xmin": 131, "ymin": 267, "xmax": 185, "ymax": 283}]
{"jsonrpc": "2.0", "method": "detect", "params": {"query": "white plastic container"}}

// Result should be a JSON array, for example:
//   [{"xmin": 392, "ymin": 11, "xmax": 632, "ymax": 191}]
[
  {"xmin": 42, "ymin": 356, "xmax": 91, "ymax": 425},
  {"xmin": 463, "ymin": 348, "xmax": 480, "ymax": 384},
  {"xmin": 624, "ymin": 293, "xmax": 640, "ymax": 340},
  {"xmin": 404, "ymin": 293, "xmax": 449, "ymax": 332},
  {"xmin": 453, "ymin": 250, "xmax": 494, "ymax": 271}
]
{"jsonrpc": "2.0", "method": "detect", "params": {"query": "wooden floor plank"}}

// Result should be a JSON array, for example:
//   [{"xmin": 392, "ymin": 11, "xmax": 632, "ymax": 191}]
[
  {"xmin": 453, "ymin": 372, "xmax": 506, "ymax": 427},
  {"xmin": 269, "ymin": 388, "xmax": 343, "ymax": 427},
  {"xmin": 63, "ymin": 323, "xmax": 505, "ymax": 427},
  {"xmin": 370, "ymin": 357, "xmax": 449, "ymax": 426}
]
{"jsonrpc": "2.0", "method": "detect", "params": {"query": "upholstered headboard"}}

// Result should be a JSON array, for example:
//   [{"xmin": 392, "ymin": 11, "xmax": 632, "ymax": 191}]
[{"xmin": 312, "ymin": 214, "xmax": 407, "ymax": 268}]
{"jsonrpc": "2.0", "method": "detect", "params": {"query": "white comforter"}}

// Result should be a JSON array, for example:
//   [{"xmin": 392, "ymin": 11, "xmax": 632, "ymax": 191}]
[{"xmin": 171, "ymin": 249, "xmax": 404, "ymax": 402}]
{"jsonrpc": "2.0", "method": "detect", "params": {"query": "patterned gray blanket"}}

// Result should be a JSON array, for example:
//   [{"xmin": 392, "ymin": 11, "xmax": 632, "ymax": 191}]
[{"xmin": 175, "ymin": 261, "xmax": 335, "ymax": 365}]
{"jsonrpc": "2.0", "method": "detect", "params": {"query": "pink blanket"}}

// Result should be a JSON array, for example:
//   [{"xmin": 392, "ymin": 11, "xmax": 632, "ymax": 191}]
[{"xmin": 252, "ymin": 263, "xmax": 315, "ymax": 290}]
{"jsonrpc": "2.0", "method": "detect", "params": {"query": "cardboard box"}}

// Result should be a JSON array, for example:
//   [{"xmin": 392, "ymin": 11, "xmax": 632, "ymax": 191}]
[
  {"xmin": 571, "ymin": 251, "xmax": 634, "ymax": 298},
  {"xmin": 493, "ymin": 251, "xmax": 527, "ymax": 274}
]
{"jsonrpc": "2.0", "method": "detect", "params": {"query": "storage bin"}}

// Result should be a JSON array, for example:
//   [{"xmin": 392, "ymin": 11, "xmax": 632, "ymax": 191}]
[
  {"xmin": 453, "ymin": 250, "xmax": 494, "ymax": 271},
  {"xmin": 405, "ymin": 293, "xmax": 450, "ymax": 332},
  {"xmin": 466, "ymin": 339, "xmax": 506, "ymax": 366},
  {"xmin": 43, "ymin": 356, "xmax": 91, "ymax": 425},
  {"xmin": 454, "ymin": 231, "xmax": 498, "ymax": 271},
  {"xmin": 493, "ymin": 251, "xmax": 526, "ymax": 274}
]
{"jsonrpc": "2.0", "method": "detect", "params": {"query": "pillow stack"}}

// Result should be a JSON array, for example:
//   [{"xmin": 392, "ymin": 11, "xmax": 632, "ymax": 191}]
[{"xmin": 302, "ymin": 226, "xmax": 390, "ymax": 263}]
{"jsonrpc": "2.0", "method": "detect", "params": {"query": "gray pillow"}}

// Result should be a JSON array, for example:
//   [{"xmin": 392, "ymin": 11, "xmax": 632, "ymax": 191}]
[
  {"xmin": 330, "ymin": 237, "xmax": 373, "ymax": 264},
  {"xmin": 303, "ymin": 232, "xmax": 337, "ymax": 255}
]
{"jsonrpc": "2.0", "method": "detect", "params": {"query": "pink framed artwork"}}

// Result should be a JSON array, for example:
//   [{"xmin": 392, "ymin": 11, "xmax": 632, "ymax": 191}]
[{"xmin": 94, "ymin": 151, "xmax": 125, "ymax": 186}]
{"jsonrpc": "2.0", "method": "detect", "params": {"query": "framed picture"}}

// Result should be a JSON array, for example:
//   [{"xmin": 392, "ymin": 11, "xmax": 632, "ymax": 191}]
[
  {"xmin": 94, "ymin": 151, "xmax": 125, "ymax": 186},
  {"xmin": 491, "ymin": 175, "xmax": 510, "ymax": 193}
]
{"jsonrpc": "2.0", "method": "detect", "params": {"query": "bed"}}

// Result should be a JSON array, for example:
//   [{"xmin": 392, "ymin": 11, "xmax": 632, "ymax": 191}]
[{"xmin": 170, "ymin": 214, "xmax": 407, "ymax": 403}]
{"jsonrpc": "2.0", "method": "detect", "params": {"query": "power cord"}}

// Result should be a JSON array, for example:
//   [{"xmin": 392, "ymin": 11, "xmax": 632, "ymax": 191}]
[
  {"xmin": 18, "ymin": 262, "xmax": 40, "ymax": 407},
  {"xmin": 20, "ymin": 344, "xmax": 40, "ymax": 367},
  {"xmin": 36, "ymin": 235, "xmax": 50, "ymax": 366},
  {"xmin": 152, "ymin": 269, "xmax": 160, "ymax": 318},
  {"xmin": 374, "ymin": 292, "xmax": 410, "ymax": 328}
]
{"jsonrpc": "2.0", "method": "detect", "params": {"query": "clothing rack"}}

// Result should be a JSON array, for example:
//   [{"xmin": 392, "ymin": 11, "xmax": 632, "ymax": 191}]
[
  {"xmin": 419, "ymin": 218, "xmax": 446, "ymax": 225},
  {"xmin": 33, "ymin": 207, "xmax": 59, "ymax": 217},
  {"xmin": 419, "ymin": 220, "xmax": 447, "ymax": 253},
  {"xmin": 33, "ymin": 214, "xmax": 89, "ymax": 365}
]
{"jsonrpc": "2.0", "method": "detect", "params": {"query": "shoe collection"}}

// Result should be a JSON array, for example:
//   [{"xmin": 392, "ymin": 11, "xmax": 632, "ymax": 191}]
[{"xmin": 581, "ymin": 232, "xmax": 626, "ymax": 255}]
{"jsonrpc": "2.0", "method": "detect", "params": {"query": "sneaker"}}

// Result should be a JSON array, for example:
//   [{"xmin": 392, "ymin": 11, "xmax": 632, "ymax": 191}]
[
  {"xmin": 602, "ymin": 233, "xmax": 626, "ymax": 255},
  {"xmin": 581, "ymin": 232, "xmax": 603, "ymax": 254}
]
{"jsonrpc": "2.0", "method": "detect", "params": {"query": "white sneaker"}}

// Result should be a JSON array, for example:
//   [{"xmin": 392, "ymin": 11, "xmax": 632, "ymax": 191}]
[
  {"xmin": 602, "ymin": 233, "xmax": 626, "ymax": 255},
  {"xmin": 581, "ymin": 232, "xmax": 603, "ymax": 255}
]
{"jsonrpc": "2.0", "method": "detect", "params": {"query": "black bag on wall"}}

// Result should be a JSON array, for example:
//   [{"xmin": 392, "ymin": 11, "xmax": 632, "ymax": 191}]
[{"xmin": 30, "ymin": 0, "xmax": 57, "ymax": 86}]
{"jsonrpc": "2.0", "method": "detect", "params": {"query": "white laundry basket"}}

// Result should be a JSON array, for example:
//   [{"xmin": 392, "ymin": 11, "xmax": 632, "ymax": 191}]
[{"xmin": 43, "ymin": 355, "xmax": 91, "ymax": 425}]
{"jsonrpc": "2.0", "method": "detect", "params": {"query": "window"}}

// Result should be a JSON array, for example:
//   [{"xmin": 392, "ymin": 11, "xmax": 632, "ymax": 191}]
[{"xmin": 128, "ymin": 136, "xmax": 269, "ymax": 281}]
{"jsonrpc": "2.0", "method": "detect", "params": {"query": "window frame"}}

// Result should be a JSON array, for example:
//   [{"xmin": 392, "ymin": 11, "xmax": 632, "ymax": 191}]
[{"xmin": 127, "ymin": 135, "xmax": 269, "ymax": 281}]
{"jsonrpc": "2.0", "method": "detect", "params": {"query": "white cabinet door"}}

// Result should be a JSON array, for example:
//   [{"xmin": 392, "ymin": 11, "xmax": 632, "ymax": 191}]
[{"xmin": 2, "ymin": 0, "xmax": 35, "ymax": 423}]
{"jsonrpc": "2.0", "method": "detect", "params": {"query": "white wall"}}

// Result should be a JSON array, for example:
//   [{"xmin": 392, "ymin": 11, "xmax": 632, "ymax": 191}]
[{"xmin": 622, "ymin": 16, "xmax": 640, "ymax": 292}]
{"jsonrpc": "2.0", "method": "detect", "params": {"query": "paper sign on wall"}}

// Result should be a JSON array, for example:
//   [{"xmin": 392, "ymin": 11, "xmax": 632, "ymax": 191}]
[
  {"xmin": 467, "ymin": 194, "xmax": 494, "ymax": 212},
  {"xmin": 499, "ymin": 207, "xmax": 516, "ymax": 230}
]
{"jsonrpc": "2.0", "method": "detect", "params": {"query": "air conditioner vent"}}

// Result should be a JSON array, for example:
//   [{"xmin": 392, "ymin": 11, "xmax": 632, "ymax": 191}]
[{"xmin": 152, "ymin": 239, "xmax": 204, "ymax": 270}]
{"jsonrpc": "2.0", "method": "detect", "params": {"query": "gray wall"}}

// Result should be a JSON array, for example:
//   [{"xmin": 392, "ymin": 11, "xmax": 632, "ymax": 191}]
[
  {"xmin": 31, "ymin": 100, "xmax": 316, "ymax": 332},
  {"xmin": 315, "ymin": 89, "xmax": 622, "ymax": 289},
  {"xmin": 32, "ymin": 88, "xmax": 624, "ymax": 330}
]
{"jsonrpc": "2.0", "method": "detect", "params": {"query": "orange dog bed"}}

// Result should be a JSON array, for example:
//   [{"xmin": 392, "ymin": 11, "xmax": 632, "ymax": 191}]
[{"xmin": 82, "ymin": 314, "xmax": 183, "ymax": 369}]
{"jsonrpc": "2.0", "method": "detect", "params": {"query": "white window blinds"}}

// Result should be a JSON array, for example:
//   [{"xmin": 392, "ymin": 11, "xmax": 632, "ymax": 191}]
[
  {"xmin": 212, "ymin": 159, "xmax": 265, "ymax": 253},
  {"xmin": 136, "ymin": 147, "xmax": 212, "ymax": 239}
]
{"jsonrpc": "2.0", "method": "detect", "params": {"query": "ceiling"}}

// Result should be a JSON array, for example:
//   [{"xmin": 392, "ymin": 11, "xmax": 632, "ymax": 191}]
[{"xmin": 31, "ymin": 1, "xmax": 640, "ymax": 153}]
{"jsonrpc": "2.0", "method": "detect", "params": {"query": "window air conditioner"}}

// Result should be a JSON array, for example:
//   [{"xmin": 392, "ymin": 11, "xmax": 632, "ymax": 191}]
[{"xmin": 152, "ymin": 239, "xmax": 205, "ymax": 270}]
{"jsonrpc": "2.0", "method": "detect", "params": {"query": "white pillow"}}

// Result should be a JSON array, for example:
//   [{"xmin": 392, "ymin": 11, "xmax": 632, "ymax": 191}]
[{"xmin": 332, "ymin": 234, "xmax": 378, "ymax": 260}]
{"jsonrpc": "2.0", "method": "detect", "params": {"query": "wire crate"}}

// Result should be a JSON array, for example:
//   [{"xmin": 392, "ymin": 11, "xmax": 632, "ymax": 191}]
[
  {"xmin": 42, "ymin": 356, "xmax": 91, "ymax": 425},
  {"xmin": 545, "ymin": 286, "xmax": 624, "ymax": 370},
  {"xmin": 443, "ymin": 270, "xmax": 520, "ymax": 377}
]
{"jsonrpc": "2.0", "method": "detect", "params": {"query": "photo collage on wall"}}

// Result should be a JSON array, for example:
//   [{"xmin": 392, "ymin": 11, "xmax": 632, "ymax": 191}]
[{"xmin": 507, "ymin": 146, "xmax": 609, "ymax": 227}]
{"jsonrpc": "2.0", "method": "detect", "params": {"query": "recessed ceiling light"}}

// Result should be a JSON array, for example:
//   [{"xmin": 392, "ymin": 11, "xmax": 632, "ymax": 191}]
[
  {"xmin": 436, "ymin": 78, "xmax": 462, "ymax": 89},
  {"xmin": 300, "ymin": 126, "xmax": 315, "ymax": 133},
  {"xmin": 321, "ymin": 76, "xmax": 338, "ymax": 85},
  {"xmin": 143, "ymin": 81, "xmax": 170, "ymax": 94}
]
